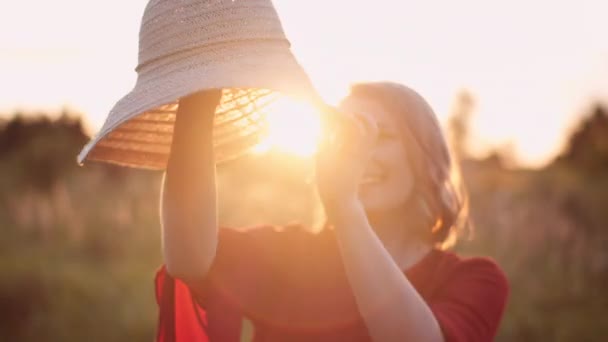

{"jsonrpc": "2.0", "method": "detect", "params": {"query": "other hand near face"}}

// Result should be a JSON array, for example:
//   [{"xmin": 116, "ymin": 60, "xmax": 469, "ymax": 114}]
[{"xmin": 315, "ymin": 107, "xmax": 378, "ymax": 211}]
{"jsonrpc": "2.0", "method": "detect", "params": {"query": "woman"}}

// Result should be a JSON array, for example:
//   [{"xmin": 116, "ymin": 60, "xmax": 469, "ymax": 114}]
[{"xmin": 157, "ymin": 82, "xmax": 509, "ymax": 341}]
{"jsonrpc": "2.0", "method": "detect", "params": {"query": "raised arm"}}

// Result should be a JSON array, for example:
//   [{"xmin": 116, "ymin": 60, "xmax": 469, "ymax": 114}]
[
  {"xmin": 160, "ymin": 90, "xmax": 222, "ymax": 285},
  {"xmin": 316, "ymin": 110, "xmax": 444, "ymax": 341}
]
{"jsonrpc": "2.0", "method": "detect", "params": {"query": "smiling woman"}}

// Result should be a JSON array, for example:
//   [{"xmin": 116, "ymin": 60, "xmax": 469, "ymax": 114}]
[
  {"xmin": 159, "ymin": 82, "xmax": 509, "ymax": 342},
  {"xmin": 253, "ymin": 97, "xmax": 322, "ymax": 157}
]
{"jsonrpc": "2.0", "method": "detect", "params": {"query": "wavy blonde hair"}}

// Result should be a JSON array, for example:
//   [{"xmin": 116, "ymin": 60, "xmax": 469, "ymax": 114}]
[{"xmin": 345, "ymin": 82, "xmax": 470, "ymax": 249}]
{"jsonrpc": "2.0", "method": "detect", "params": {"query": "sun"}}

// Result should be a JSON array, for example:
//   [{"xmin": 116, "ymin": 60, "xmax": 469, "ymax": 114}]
[{"xmin": 253, "ymin": 97, "xmax": 322, "ymax": 157}]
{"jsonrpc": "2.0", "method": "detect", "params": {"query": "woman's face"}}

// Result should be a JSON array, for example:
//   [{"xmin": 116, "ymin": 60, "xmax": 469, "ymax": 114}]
[{"xmin": 338, "ymin": 96, "xmax": 415, "ymax": 213}]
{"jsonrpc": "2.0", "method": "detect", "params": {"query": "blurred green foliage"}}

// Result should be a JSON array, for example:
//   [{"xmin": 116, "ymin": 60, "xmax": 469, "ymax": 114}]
[{"xmin": 0, "ymin": 105, "xmax": 607, "ymax": 341}]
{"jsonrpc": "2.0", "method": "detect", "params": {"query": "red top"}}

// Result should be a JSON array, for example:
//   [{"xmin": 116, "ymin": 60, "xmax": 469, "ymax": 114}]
[{"xmin": 155, "ymin": 225, "xmax": 509, "ymax": 342}]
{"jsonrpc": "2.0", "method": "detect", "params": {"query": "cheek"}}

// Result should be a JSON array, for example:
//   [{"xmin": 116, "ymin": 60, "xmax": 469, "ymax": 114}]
[
  {"xmin": 370, "ymin": 142, "xmax": 415, "ymax": 201},
  {"xmin": 388, "ymin": 158, "xmax": 415, "ymax": 200},
  {"xmin": 387, "ymin": 172, "xmax": 413, "ymax": 200}
]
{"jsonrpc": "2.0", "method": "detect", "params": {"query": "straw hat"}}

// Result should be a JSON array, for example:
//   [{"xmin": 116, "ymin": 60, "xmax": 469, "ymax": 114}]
[{"xmin": 78, "ymin": 0, "xmax": 320, "ymax": 169}]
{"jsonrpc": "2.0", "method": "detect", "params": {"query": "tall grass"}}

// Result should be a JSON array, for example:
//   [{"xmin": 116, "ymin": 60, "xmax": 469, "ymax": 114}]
[{"xmin": 0, "ymin": 114, "xmax": 607, "ymax": 341}]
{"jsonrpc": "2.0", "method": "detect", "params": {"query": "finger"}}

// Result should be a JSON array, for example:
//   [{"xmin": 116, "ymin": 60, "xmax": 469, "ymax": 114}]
[
  {"xmin": 318, "ymin": 108, "xmax": 353, "ymax": 152},
  {"xmin": 316, "ymin": 106, "xmax": 340, "ymax": 159},
  {"xmin": 351, "ymin": 111, "xmax": 378, "ymax": 138},
  {"xmin": 318, "ymin": 105, "xmax": 343, "ymax": 146},
  {"xmin": 333, "ymin": 112, "xmax": 376, "ymax": 155},
  {"xmin": 331, "ymin": 110, "xmax": 376, "ymax": 141}
]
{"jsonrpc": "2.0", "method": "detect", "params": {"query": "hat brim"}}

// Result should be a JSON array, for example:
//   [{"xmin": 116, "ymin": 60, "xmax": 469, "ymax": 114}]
[{"xmin": 78, "ymin": 41, "xmax": 320, "ymax": 169}]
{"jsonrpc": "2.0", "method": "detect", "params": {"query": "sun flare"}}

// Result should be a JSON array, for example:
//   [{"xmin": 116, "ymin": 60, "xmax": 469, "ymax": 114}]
[{"xmin": 253, "ymin": 97, "xmax": 322, "ymax": 157}]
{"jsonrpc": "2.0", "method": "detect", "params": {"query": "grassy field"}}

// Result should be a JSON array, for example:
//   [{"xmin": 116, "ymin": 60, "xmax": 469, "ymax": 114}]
[{"xmin": 0, "ymin": 114, "xmax": 607, "ymax": 341}]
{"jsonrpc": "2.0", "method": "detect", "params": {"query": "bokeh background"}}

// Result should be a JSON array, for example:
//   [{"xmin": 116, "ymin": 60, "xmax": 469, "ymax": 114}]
[{"xmin": 1, "ymin": 1, "xmax": 607, "ymax": 341}]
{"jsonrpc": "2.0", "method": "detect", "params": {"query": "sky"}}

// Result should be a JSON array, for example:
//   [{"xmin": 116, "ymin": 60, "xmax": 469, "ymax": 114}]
[{"xmin": 1, "ymin": 0, "xmax": 607, "ymax": 166}]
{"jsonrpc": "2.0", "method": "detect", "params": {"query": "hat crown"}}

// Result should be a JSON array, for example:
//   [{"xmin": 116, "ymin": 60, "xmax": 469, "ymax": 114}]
[
  {"xmin": 138, "ymin": 0, "xmax": 288, "ymax": 69},
  {"xmin": 78, "ymin": 0, "xmax": 318, "ymax": 169}
]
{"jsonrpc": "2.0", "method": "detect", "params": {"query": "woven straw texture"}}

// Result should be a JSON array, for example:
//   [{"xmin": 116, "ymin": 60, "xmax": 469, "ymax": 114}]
[{"xmin": 78, "ymin": 0, "xmax": 319, "ymax": 169}]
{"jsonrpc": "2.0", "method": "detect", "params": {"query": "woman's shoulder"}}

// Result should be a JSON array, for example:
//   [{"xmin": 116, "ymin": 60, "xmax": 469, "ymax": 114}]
[
  {"xmin": 421, "ymin": 251, "xmax": 510, "ymax": 342},
  {"xmin": 429, "ymin": 249, "xmax": 510, "ymax": 293},
  {"xmin": 432, "ymin": 248, "xmax": 502, "ymax": 268}
]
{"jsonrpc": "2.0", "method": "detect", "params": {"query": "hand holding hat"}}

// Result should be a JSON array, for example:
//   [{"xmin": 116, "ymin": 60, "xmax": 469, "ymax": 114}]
[{"xmin": 78, "ymin": 0, "xmax": 321, "ymax": 169}]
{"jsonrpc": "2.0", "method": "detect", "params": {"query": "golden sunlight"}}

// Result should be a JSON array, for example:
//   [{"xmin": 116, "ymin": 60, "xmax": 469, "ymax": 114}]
[{"xmin": 253, "ymin": 97, "xmax": 322, "ymax": 157}]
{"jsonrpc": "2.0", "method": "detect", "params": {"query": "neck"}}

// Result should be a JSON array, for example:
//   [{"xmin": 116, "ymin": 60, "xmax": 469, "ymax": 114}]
[
  {"xmin": 366, "ymin": 209, "xmax": 406, "ymax": 245},
  {"xmin": 365, "ymin": 207, "xmax": 431, "ymax": 270}
]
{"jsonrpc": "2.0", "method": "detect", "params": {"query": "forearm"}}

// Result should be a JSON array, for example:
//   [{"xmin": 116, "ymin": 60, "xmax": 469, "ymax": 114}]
[
  {"xmin": 161, "ymin": 91, "xmax": 220, "ymax": 284},
  {"xmin": 329, "ymin": 200, "xmax": 444, "ymax": 342}
]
